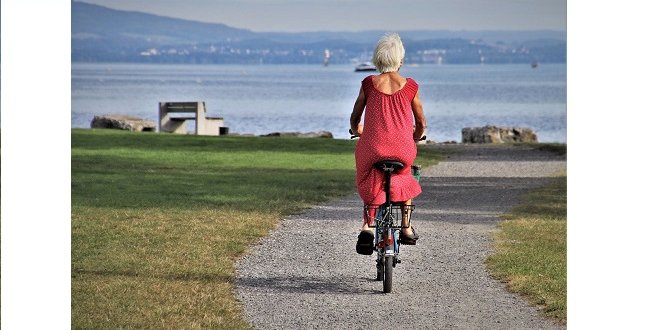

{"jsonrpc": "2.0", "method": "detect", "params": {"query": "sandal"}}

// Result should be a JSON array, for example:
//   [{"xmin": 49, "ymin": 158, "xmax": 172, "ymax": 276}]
[
  {"xmin": 356, "ymin": 230, "xmax": 374, "ymax": 255},
  {"xmin": 400, "ymin": 226, "xmax": 419, "ymax": 245}
]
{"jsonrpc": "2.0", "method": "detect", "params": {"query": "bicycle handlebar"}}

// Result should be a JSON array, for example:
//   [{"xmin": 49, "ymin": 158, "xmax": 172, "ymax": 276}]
[{"xmin": 349, "ymin": 128, "xmax": 426, "ymax": 141}]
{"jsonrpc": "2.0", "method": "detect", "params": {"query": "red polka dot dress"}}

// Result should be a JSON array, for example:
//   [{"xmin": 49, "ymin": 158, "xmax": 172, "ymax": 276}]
[{"xmin": 355, "ymin": 75, "xmax": 422, "ymax": 205}]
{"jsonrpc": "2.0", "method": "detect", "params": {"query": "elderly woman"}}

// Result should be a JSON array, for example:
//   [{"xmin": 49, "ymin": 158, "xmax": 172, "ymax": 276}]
[{"xmin": 350, "ymin": 33, "xmax": 427, "ymax": 255}]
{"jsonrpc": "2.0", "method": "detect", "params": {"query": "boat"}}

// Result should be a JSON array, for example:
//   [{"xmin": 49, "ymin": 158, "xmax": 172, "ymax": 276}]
[
  {"xmin": 354, "ymin": 62, "xmax": 376, "ymax": 72},
  {"xmin": 323, "ymin": 49, "xmax": 330, "ymax": 66},
  {"xmin": 531, "ymin": 61, "xmax": 539, "ymax": 68}
]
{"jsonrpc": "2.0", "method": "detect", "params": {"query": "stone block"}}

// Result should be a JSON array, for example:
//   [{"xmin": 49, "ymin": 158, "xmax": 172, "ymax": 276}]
[{"xmin": 462, "ymin": 125, "xmax": 537, "ymax": 143}]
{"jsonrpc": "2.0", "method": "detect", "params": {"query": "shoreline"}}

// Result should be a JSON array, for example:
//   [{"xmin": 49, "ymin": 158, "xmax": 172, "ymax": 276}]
[{"xmin": 72, "ymin": 127, "xmax": 568, "ymax": 144}]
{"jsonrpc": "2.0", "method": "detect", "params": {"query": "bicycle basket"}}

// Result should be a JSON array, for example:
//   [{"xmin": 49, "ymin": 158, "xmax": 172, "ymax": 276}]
[{"xmin": 364, "ymin": 204, "xmax": 415, "ymax": 228}]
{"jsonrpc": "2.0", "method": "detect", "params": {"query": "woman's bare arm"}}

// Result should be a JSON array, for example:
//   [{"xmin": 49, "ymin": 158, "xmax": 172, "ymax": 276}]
[
  {"xmin": 412, "ymin": 90, "xmax": 426, "ymax": 141},
  {"xmin": 350, "ymin": 87, "xmax": 366, "ymax": 136}
]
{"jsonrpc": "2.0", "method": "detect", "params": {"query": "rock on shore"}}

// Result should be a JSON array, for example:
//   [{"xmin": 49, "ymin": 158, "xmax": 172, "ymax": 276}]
[
  {"xmin": 91, "ymin": 115, "xmax": 156, "ymax": 132},
  {"xmin": 261, "ymin": 131, "xmax": 333, "ymax": 138},
  {"xmin": 462, "ymin": 125, "xmax": 537, "ymax": 143}
]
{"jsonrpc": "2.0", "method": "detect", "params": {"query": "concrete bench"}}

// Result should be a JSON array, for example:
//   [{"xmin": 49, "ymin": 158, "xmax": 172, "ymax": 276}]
[{"xmin": 158, "ymin": 101, "xmax": 225, "ymax": 136}]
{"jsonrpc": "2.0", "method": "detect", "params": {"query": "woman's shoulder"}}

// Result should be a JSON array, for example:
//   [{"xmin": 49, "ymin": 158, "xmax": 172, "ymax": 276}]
[
  {"xmin": 361, "ymin": 75, "xmax": 375, "ymax": 91},
  {"xmin": 406, "ymin": 77, "xmax": 419, "ymax": 87},
  {"xmin": 404, "ymin": 77, "xmax": 419, "ymax": 95}
]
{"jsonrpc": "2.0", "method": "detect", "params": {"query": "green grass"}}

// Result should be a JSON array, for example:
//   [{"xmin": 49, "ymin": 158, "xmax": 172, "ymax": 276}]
[
  {"xmin": 71, "ymin": 129, "xmax": 441, "ymax": 328},
  {"xmin": 486, "ymin": 171, "xmax": 567, "ymax": 323}
]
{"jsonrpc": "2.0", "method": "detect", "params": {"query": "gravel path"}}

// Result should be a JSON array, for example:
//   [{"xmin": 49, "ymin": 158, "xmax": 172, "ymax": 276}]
[{"xmin": 235, "ymin": 144, "xmax": 566, "ymax": 329}]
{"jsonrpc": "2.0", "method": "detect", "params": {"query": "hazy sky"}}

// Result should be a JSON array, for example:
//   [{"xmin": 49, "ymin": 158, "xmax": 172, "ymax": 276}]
[{"xmin": 80, "ymin": 0, "xmax": 566, "ymax": 32}]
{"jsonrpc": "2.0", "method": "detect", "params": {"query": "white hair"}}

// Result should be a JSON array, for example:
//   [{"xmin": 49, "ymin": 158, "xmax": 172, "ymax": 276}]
[{"xmin": 372, "ymin": 33, "xmax": 405, "ymax": 73}]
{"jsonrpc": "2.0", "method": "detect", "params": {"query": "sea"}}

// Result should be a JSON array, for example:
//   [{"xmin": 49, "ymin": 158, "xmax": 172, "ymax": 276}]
[{"xmin": 72, "ymin": 63, "xmax": 566, "ymax": 143}]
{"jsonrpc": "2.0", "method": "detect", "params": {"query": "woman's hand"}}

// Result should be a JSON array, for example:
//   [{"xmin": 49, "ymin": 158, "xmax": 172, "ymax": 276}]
[{"xmin": 353, "ymin": 123, "xmax": 364, "ymax": 136}]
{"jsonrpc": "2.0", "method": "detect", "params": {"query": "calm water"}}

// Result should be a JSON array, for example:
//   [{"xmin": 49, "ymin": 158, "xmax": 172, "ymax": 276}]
[{"xmin": 72, "ymin": 63, "xmax": 566, "ymax": 142}]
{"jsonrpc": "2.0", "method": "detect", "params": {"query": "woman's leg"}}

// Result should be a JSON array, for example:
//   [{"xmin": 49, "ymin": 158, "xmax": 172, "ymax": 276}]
[
  {"xmin": 401, "ymin": 199, "xmax": 414, "ymax": 236},
  {"xmin": 361, "ymin": 206, "xmax": 374, "ymax": 231}
]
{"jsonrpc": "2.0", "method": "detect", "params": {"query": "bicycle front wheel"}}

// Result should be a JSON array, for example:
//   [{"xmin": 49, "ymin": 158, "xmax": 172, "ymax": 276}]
[{"xmin": 383, "ymin": 255, "xmax": 393, "ymax": 293}]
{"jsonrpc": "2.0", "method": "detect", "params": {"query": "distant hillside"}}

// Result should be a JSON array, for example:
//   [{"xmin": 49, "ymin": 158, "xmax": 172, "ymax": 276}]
[
  {"xmin": 72, "ymin": 1, "xmax": 566, "ymax": 64},
  {"xmin": 72, "ymin": 1, "xmax": 256, "ymax": 61},
  {"xmin": 261, "ymin": 30, "xmax": 566, "ymax": 44},
  {"xmin": 72, "ymin": 2, "xmax": 255, "ymax": 42}
]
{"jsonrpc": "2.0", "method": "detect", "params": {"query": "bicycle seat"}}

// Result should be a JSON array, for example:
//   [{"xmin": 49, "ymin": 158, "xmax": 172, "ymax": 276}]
[{"xmin": 373, "ymin": 160, "xmax": 404, "ymax": 172}]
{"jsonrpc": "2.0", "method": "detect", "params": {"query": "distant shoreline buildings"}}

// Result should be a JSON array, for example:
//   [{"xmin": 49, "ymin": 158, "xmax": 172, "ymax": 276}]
[{"xmin": 77, "ymin": 40, "xmax": 565, "ymax": 65}]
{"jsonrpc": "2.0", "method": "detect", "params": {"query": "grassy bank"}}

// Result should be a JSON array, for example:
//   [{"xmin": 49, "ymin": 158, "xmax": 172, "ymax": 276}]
[
  {"xmin": 486, "ymin": 168, "xmax": 567, "ymax": 323},
  {"xmin": 71, "ymin": 129, "xmax": 441, "ymax": 328}
]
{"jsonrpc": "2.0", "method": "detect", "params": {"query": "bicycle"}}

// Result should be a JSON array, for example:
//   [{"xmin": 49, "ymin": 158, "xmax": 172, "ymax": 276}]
[{"xmin": 350, "ymin": 129, "xmax": 424, "ymax": 293}]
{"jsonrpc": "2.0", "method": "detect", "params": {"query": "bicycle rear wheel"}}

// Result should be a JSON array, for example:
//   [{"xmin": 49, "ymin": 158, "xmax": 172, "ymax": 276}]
[{"xmin": 383, "ymin": 255, "xmax": 393, "ymax": 293}]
